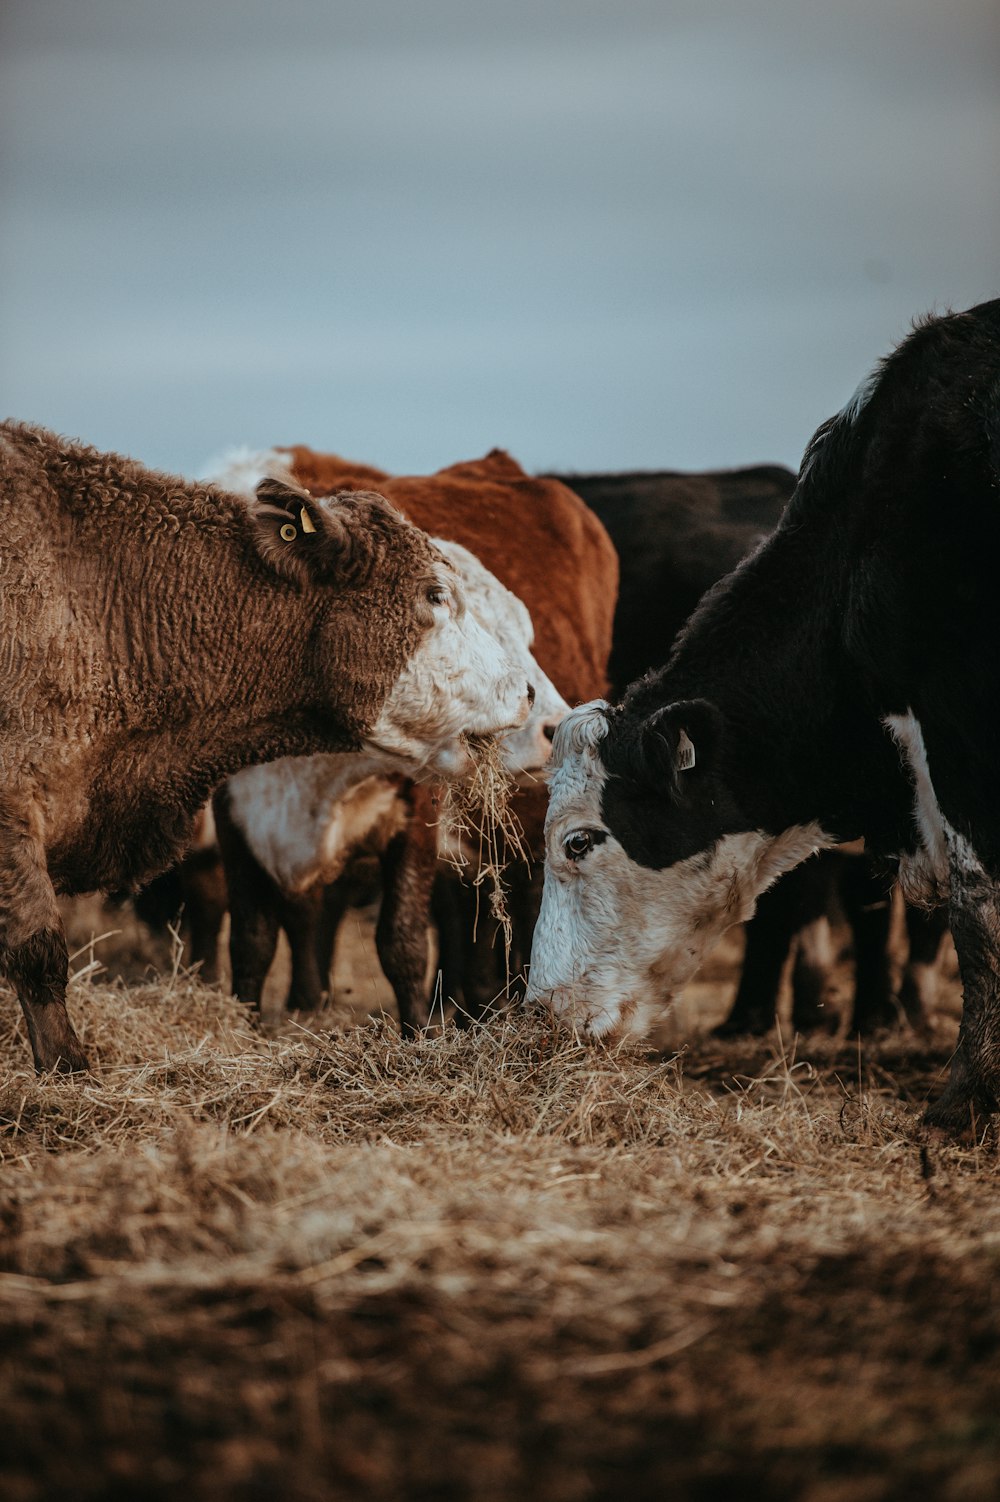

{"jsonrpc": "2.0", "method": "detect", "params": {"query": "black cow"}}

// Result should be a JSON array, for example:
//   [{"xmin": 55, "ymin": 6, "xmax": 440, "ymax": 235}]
[
  {"xmin": 550, "ymin": 463, "xmax": 938, "ymax": 1036},
  {"xmin": 546, "ymin": 465, "xmax": 792, "ymax": 690},
  {"xmin": 528, "ymin": 299, "xmax": 1000, "ymax": 1135}
]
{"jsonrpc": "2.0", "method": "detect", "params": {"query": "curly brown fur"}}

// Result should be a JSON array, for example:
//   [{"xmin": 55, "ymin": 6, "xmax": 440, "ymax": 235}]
[{"xmin": 0, "ymin": 421, "xmax": 446, "ymax": 1070}]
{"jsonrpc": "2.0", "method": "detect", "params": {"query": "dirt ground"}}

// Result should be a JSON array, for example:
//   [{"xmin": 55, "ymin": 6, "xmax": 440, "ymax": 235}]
[{"xmin": 1, "ymin": 891, "xmax": 998, "ymax": 1502}]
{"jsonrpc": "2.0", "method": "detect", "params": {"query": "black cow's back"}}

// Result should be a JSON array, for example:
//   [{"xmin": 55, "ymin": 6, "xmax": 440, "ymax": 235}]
[{"xmin": 548, "ymin": 465, "xmax": 796, "ymax": 694}]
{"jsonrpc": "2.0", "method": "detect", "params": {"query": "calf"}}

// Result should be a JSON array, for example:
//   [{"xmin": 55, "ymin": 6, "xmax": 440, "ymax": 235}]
[
  {"xmin": 0, "ymin": 422, "xmax": 531, "ymax": 1071},
  {"xmin": 527, "ymin": 300, "xmax": 1000, "ymax": 1134}
]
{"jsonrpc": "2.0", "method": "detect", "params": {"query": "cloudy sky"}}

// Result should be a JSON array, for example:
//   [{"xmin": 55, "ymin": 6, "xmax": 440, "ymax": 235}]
[{"xmin": 1, "ymin": 0, "xmax": 997, "ymax": 480}]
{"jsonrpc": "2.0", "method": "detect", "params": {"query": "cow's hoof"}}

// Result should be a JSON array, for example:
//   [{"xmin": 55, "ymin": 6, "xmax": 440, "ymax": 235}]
[
  {"xmin": 712, "ymin": 1015, "xmax": 771, "ymax": 1039},
  {"xmin": 791, "ymin": 1006, "xmax": 835, "ymax": 1035},
  {"xmin": 923, "ymin": 1091, "xmax": 994, "ymax": 1142},
  {"xmin": 37, "ymin": 1044, "xmax": 91, "ymax": 1076}
]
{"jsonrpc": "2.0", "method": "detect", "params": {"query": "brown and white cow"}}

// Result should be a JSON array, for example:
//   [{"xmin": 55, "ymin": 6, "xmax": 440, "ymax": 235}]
[
  {"xmin": 0, "ymin": 421, "xmax": 533, "ymax": 1072},
  {"xmin": 197, "ymin": 445, "xmax": 619, "ymax": 1027}
]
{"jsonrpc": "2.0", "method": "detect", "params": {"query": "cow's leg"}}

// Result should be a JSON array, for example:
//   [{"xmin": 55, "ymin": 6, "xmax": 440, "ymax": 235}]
[
  {"xmin": 899, "ymin": 904, "xmax": 950, "ymax": 1028},
  {"xmin": 840, "ymin": 858, "xmax": 896, "ymax": 1034},
  {"xmin": 375, "ymin": 814, "xmax": 438, "ymax": 1037},
  {"xmin": 213, "ymin": 789, "xmax": 280, "ymax": 1013},
  {"xmin": 280, "ymin": 887, "xmax": 328, "ymax": 1012},
  {"xmin": 451, "ymin": 896, "xmax": 510, "ymax": 1028},
  {"xmin": 924, "ymin": 844, "xmax": 1000, "ymax": 1135},
  {"xmin": 0, "ymin": 803, "xmax": 86, "ymax": 1072},
  {"xmin": 446, "ymin": 826, "xmax": 543, "ymax": 1029},
  {"xmin": 181, "ymin": 849, "xmax": 228, "ymax": 983},
  {"xmin": 789, "ymin": 853, "xmax": 851, "ymax": 1033},
  {"xmin": 431, "ymin": 870, "xmax": 467, "ymax": 1013},
  {"xmin": 227, "ymin": 873, "xmax": 281, "ymax": 1012},
  {"xmin": 714, "ymin": 872, "xmax": 804, "ymax": 1036},
  {"xmin": 314, "ymin": 877, "xmax": 351, "ymax": 1004},
  {"xmin": 508, "ymin": 859, "xmax": 544, "ymax": 993},
  {"xmin": 790, "ymin": 915, "xmax": 836, "ymax": 1031}
]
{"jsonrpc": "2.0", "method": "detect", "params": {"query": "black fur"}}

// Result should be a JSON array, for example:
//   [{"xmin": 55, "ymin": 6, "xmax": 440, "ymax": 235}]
[
  {"xmin": 556, "ymin": 459, "xmax": 916, "ymax": 1032},
  {"xmin": 548, "ymin": 465, "xmax": 795, "ymax": 691},
  {"xmin": 591, "ymin": 300, "xmax": 1000, "ymax": 1131}
]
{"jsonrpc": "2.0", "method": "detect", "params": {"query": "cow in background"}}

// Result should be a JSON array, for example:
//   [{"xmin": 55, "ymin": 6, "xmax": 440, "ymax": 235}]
[
  {"xmin": 0, "ymin": 422, "xmax": 532, "ymax": 1072},
  {"xmin": 545, "ymin": 465, "xmax": 791, "ymax": 689},
  {"xmin": 131, "ymin": 806, "xmax": 226, "ymax": 980}
]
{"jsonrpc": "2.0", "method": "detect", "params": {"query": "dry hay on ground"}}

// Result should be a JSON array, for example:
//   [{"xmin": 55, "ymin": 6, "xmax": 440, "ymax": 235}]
[{"xmin": 0, "ymin": 908, "xmax": 998, "ymax": 1501}]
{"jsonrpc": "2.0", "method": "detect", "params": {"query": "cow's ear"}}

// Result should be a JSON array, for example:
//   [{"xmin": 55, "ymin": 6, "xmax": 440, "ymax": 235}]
[
  {"xmin": 640, "ymin": 699, "xmax": 722, "ymax": 789},
  {"xmin": 248, "ymin": 477, "xmax": 349, "ymax": 585}
]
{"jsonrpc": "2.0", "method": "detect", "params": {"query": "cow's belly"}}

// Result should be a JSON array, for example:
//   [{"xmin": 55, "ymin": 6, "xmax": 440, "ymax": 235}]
[
  {"xmin": 41, "ymin": 750, "xmax": 208, "ymax": 895},
  {"xmin": 47, "ymin": 799, "xmax": 202, "ymax": 896},
  {"xmin": 231, "ymin": 760, "xmax": 409, "ymax": 895}
]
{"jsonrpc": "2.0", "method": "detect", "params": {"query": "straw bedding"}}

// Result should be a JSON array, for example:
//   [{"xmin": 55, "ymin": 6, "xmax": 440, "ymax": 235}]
[{"xmin": 1, "ymin": 905, "xmax": 999, "ymax": 1501}]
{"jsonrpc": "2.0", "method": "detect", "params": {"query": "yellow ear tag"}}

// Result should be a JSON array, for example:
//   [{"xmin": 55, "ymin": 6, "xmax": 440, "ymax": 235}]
[
  {"xmin": 279, "ymin": 523, "xmax": 297, "ymax": 542},
  {"xmin": 299, "ymin": 506, "xmax": 317, "ymax": 534}
]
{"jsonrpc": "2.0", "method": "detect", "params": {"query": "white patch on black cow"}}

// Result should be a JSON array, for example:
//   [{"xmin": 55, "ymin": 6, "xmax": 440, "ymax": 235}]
[
  {"xmin": 885, "ymin": 709, "xmax": 983, "ymax": 905},
  {"xmin": 526, "ymin": 701, "xmax": 831, "ymax": 1039}
]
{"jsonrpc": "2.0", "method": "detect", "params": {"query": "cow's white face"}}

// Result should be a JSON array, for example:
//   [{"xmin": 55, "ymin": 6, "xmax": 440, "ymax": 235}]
[
  {"xmin": 367, "ymin": 551, "xmax": 533, "ymax": 778},
  {"xmin": 440, "ymin": 540, "xmax": 568, "ymax": 776},
  {"xmin": 525, "ymin": 701, "xmax": 830, "ymax": 1038}
]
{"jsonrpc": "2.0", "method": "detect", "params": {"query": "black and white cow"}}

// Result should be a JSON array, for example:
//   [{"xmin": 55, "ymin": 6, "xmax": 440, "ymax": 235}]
[
  {"xmin": 527, "ymin": 299, "xmax": 1000, "ymax": 1135},
  {"xmin": 551, "ymin": 461, "xmax": 948, "ymax": 1036}
]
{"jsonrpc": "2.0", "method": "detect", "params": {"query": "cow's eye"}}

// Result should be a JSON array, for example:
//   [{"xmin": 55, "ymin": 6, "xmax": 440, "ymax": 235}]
[
  {"xmin": 426, "ymin": 585, "xmax": 448, "ymax": 607},
  {"xmin": 564, "ymin": 828, "xmax": 606, "ymax": 862}
]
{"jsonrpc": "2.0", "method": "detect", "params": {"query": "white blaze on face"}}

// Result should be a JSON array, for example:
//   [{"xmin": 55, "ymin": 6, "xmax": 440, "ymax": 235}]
[
  {"xmin": 439, "ymin": 541, "xmax": 568, "ymax": 775},
  {"xmin": 224, "ymin": 541, "xmax": 560, "ymax": 897},
  {"xmin": 367, "ymin": 542, "xmax": 533, "ymax": 778},
  {"xmin": 526, "ymin": 702, "xmax": 831, "ymax": 1039}
]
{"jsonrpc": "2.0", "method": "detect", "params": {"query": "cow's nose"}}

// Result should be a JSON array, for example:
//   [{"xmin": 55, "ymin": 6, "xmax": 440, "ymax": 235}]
[
  {"xmin": 526, "ymin": 682, "xmax": 536, "ymax": 707},
  {"xmin": 542, "ymin": 720, "xmax": 558, "ymax": 743}
]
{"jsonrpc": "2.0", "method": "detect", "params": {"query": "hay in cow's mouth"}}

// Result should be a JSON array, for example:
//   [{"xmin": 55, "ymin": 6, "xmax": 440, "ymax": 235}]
[{"xmin": 437, "ymin": 734, "xmax": 527, "ymax": 963}]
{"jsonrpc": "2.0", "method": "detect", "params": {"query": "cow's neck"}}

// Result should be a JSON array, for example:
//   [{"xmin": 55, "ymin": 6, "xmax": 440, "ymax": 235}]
[
  {"xmin": 79, "ymin": 500, "xmax": 356, "ymax": 767},
  {"xmin": 660, "ymin": 513, "xmax": 912, "ymax": 854},
  {"xmin": 45, "ymin": 502, "xmax": 365, "ymax": 894}
]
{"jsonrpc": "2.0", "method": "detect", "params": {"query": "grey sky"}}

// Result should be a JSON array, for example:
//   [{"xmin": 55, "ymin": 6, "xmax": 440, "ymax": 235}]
[{"xmin": 1, "ymin": 0, "xmax": 997, "ymax": 478}]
